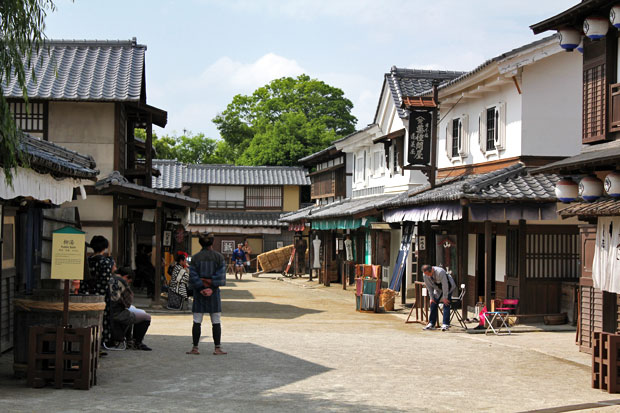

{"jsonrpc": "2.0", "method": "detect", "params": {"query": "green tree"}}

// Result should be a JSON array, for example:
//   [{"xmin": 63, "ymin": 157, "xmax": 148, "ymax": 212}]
[
  {"xmin": 213, "ymin": 74, "xmax": 356, "ymax": 166},
  {"xmin": 0, "ymin": 0, "xmax": 56, "ymax": 183},
  {"xmin": 136, "ymin": 129, "xmax": 225, "ymax": 164}
]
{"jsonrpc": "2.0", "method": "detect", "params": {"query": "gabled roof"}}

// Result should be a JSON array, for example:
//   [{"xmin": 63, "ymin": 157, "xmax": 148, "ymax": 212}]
[
  {"xmin": 378, "ymin": 68, "xmax": 465, "ymax": 119},
  {"xmin": 3, "ymin": 39, "xmax": 146, "ymax": 102},
  {"xmin": 190, "ymin": 211, "xmax": 287, "ymax": 227},
  {"xmin": 19, "ymin": 132, "xmax": 98, "ymax": 179},
  {"xmin": 381, "ymin": 163, "xmax": 559, "ymax": 209},
  {"xmin": 530, "ymin": 0, "xmax": 611, "ymax": 34},
  {"xmin": 184, "ymin": 164, "xmax": 310, "ymax": 186}
]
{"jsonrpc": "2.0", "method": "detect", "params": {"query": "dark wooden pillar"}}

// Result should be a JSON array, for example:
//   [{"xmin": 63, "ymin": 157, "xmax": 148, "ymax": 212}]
[
  {"xmin": 517, "ymin": 219, "xmax": 526, "ymax": 313},
  {"xmin": 145, "ymin": 115, "xmax": 153, "ymax": 188},
  {"xmin": 484, "ymin": 220, "xmax": 492, "ymax": 310},
  {"xmin": 459, "ymin": 207, "xmax": 469, "ymax": 319},
  {"xmin": 153, "ymin": 201, "xmax": 163, "ymax": 306},
  {"xmin": 112, "ymin": 195, "xmax": 119, "ymax": 260}
]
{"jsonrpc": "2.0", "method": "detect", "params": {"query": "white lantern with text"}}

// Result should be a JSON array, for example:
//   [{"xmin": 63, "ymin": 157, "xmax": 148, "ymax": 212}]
[
  {"xmin": 610, "ymin": 5, "xmax": 620, "ymax": 28},
  {"xmin": 579, "ymin": 176, "xmax": 604, "ymax": 202},
  {"xmin": 584, "ymin": 16, "xmax": 609, "ymax": 39},
  {"xmin": 605, "ymin": 171, "xmax": 620, "ymax": 198},
  {"xmin": 555, "ymin": 177, "xmax": 579, "ymax": 203},
  {"xmin": 558, "ymin": 29, "xmax": 581, "ymax": 51}
]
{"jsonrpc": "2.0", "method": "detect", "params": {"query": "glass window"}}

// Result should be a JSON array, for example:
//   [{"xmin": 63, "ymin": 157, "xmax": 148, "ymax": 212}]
[
  {"xmin": 486, "ymin": 107, "xmax": 496, "ymax": 151},
  {"xmin": 452, "ymin": 118, "xmax": 460, "ymax": 157}
]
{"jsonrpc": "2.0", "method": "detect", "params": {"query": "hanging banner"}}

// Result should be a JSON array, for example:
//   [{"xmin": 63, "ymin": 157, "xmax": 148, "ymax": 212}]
[
  {"xmin": 389, "ymin": 223, "xmax": 414, "ymax": 292},
  {"xmin": 50, "ymin": 226, "xmax": 86, "ymax": 280},
  {"xmin": 407, "ymin": 109, "xmax": 432, "ymax": 165}
]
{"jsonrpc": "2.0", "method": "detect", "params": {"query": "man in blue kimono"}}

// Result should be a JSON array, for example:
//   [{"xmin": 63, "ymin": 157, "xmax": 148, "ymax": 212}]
[{"xmin": 187, "ymin": 234, "xmax": 227, "ymax": 355}]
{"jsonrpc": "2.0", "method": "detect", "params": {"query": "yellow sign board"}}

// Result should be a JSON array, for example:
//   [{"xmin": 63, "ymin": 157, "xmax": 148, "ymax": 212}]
[{"xmin": 51, "ymin": 230, "xmax": 85, "ymax": 280}]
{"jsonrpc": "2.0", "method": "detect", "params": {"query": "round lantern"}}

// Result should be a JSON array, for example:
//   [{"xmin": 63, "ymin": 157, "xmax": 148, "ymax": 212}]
[
  {"xmin": 583, "ymin": 16, "xmax": 609, "ymax": 39},
  {"xmin": 579, "ymin": 175, "xmax": 604, "ymax": 202},
  {"xmin": 610, "ymin": 5, "xmax": 620, "ymax": 28},
  {"xmin": 555, "ymin": 177, "xmax": 579, "ymax": 203},
  {"xmin": 577, "ymin": 37, "xmax": 584, "ymax": 54},
  {"xmin": 558, "ymin": 29, "xmax": 581, "ymax": 51},
  {"xmin": 604, "ymin": 171, "xmax": 620, "ymax": 198}
]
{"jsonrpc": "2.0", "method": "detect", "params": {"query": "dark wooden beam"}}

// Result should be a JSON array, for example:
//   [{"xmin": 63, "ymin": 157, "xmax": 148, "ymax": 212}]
[
  {"xmin": 80, "ymin": 220, "xmax": 114, "ymax": 228},
  {"xmin": 112, "ymin": 195, "xmax": 119, "ymax": 261},
  {"xmin": 484, "ymin": 220, "xmax": 492, "ymax": 311},
  {"xmin": 153, "ymin": 201, "xmax": 163, "ymax": 306},
  {"xmin": 145, "ymin": 114, "xmax": 153, "ymax": 188},
  {"xmin": 517, "ymin": 219, "xmax": 526, "ymax": 314},
  {"xmin": 429, "ymin": 84, "xmax": 439, "ymax": 188}
]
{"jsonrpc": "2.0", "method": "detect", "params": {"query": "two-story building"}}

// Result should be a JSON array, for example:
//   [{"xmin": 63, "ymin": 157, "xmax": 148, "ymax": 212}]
[
  {"xmin": 4, "ymin": 39, "xmax": 199, "ymax": 302},
  {"xmin": 152, "ymin": 160, "xmax": 310, "ymax": 265},
  {"xmin": 530, "ymin": 0, "xmax": 620, "ymax": 352},
  {"xmin": 381, "ymin": 35, "xmax": 584, "ymax": 318},
  {"xmin": 282, "ymin": 68, "xmax": 464, "ymax": 289}
]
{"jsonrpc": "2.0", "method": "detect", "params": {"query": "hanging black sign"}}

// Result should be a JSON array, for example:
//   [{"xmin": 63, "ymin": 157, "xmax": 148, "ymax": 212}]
[{"xmin": 407, "ymin": 109, "xmax": 432, "ymax": 165}]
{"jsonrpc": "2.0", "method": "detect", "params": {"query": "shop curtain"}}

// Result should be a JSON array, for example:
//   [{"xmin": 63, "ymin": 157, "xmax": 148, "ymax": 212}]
[{"xmin": 593, "ymin": 216, "xmax": 620, "ymax": 293}]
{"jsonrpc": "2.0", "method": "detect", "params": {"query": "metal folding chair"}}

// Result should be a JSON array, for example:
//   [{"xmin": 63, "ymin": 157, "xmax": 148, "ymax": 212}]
[{"xmin": 449, "ymin": 284, "xmax": 467, "ymax": 329}]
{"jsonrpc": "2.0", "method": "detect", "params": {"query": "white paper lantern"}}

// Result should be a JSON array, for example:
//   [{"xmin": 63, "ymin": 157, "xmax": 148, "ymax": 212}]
[
  {"xmin": 555, "ymin": 177, "xmax": 578, "ymax": 203},
  {"xmin": 558, "ymin": 29, "xmax": 581, "ymax": 51},
  {"xmin": 577, "ymin": 37, "xmax": 584, "ymax": 54},
  {"xmin": 610, "ymin": 5, "xmax": 620, "ymax": 28},
  {"xmin": 604, "ymin": 171, "xmax": 620, "ymax": 198},
  {"xmin": 584, "ymin": 16, "xmax": 609, "ymax": 39},
  {"xmin": 579, "ymin": 176, "xmax": 604, "ymax": 202}
]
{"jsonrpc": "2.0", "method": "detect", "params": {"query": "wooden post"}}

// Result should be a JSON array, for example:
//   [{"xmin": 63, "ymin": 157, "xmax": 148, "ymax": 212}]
[
  {"xmin": 517, "ymin": 219, "xmax": 526, "ymax": 313},
  {"xmin": 62, "ymin": 279, "xmax": 70, "ymax": 327},
  {"xmin": 460, "ymin": 207, "xmax": 469, "ymax": 322},
  {"xmin": 484, "ymin": 220, "xmax": 492, "ymax": 311},
  {"xmin": 153, "ymin": 201, "xmax": 162, "ymax": 306},
  {"xmin": 429, "ymin": 84, "xmax": 439, "ymax": 188},
  {"xmin": 145, "ymin": 115, "xmax": 153, "ymax": 188}
]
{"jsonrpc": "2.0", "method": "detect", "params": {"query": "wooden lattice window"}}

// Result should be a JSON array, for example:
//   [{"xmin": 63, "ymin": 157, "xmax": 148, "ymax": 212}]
[
  {"xmin": 525, "ymin": 233, "xmax": 579, "ymax": 280},
  {"xmin": 9, "ymin": 101, "xmax": 47, "ymax": 138},
  {"xmin": 506, "ymin": 229, "xmax": 518, "ymax": 278},
  {"xmin": 245, "ymin": 186, "xmax": 282, "ymax": 209},
  {"xmin": 583, "ymin": 63, "xmax": 606, "ymax": 142}
]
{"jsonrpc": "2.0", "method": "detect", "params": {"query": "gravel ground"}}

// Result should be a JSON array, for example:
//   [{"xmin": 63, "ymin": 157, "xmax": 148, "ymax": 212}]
[{"xmin": 0, "ymin": 274, "xmax": 619, "ymax": 412}]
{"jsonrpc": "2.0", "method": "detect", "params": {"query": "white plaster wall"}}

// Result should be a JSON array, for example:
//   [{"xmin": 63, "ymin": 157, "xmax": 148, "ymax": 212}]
[
  {"xmin": 521, "ymin": 50, "xmax": 581, "ymax": 157},
  {"xmin": 48, "ymin": 102, "xmax": 115, "ymax": 178},
  {"xmin": 468, "ymin": 233, "xmax": 476, "ymax": 276},
  {"xmin": 495, "ymin": 235, "xmax": 506, "ymax": 282},
  {"xmin": 438, "ymin": 83, "xmax": 522, "ymax": 169},
  {"xmin": 66, "ymin": 195, "xmax": 114, "ymax": 221}
]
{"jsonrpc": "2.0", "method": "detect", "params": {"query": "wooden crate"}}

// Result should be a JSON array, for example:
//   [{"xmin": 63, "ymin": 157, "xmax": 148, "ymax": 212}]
[{"xmin": 592, "ymin": 331, "xmax": 620, "ymax": 393}]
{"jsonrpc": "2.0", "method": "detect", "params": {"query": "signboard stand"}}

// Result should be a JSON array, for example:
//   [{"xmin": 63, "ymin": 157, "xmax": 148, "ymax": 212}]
[{"xmin": 27, "ymin": 226, "xmax": 99, "ymax": 390}]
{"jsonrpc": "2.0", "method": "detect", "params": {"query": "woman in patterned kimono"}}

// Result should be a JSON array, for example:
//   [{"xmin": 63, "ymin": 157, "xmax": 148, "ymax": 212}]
[
  {"xmin": 167, "ymin": 252, "xmax": 190, "ymax": 310},
  {"xmin": 79, "ymin": 235, "xmax": 115, "ymax": 345}
]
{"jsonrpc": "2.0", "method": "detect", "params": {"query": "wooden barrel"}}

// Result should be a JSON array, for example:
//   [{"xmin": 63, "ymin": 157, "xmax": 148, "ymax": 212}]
[{"xmin": 13, "ymin": 290, "xmax": 105, "ymax": 378}]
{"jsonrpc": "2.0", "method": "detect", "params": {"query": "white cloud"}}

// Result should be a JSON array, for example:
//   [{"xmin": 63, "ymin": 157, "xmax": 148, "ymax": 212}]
[{"xmin": 200, "ymin": 53, "xmax": 305, "ymax": 92}]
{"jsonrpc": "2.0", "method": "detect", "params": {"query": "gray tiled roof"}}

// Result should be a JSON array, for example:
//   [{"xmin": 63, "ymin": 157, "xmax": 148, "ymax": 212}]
[
  {"xmin": 190, "ymin": 211, "xmax": 287, "ymax": 227},
  {"xmin": 152, "ymin": 159, "xmax": 186, "ymax": 190},
  {"xmin": 559, "ymin": 197, "xmax": 620, "ymax": 217},
  {"xmin": 184, "ymin": 164, "xmax": 310, "ymax": 186},
  {"xmin": 382, "ymin": 163, "xmax": 560, "ymax": 209},
  {"xmin": 20, "ymin": 132, "xmax": 98, "ymax": 179},
  {"xmin": 3, "ymin": 39, "xmax": 145, "ymax": 101},
  {"xmin": 384, "ymin": 68, "xmax": 465, "ymax": 119},
  {"xmin": 96, "ymin": 171, "xmax": 198, "ymax": 207},
  {"xmin": 281, "ymin": 194, "xmax": 395, "ymax": 223},
  {"xmin": 533, "ymin": 139, "xmax": 620, "ymax": 174}
]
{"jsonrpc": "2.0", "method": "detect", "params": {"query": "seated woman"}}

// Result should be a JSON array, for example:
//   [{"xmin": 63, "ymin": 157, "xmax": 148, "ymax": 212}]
[
  {"xmin": 106, "ymin": 267, "xmax": 152, "ymax": 351},
  {"xmin": 168, "ymin": 252, "xmax": 190, "ymax": 310},
  {"xmin": 232, "ymin": 243, "xmax": 246, "ymax": 280}
]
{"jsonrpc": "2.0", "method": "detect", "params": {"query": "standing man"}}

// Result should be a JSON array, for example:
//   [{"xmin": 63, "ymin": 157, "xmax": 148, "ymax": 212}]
[
  {"xmin": 422, "ymin": 264, "xmax": 456, "ymax": 331},
  {"xmin": 232, "ymin": 243, "xmax": 246, "ymax": 280},
  {"xmin": 187, "ymin": 234, "xmax": 227, "ymax": 355}
]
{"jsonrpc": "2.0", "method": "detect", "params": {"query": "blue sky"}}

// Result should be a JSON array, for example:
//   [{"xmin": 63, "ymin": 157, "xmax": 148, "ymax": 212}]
[{"xmin": 45, "ymin": 0, "xmax": 576, "ymax": 138}]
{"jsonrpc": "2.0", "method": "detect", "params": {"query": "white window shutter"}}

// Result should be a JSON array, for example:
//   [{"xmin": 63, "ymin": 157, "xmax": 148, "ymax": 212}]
[
  {"xmin": 495, "ymin": 102, "xmax": 506, "ymax": 150},
  {"xmin": 458, "ymin": 115, "xmax": 469, "ymax": 156},
  {"xmin": 445, "ymin": 122, "xmax": 452, "ymax": 160},
  {"xmin": 479, "ymin": 110, "xmax": 486, "ymax": 154}
]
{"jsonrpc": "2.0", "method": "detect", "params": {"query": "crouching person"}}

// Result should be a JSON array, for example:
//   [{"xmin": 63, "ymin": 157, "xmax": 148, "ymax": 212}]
[
  {"xmin": 187, "ymin": 234, "xmax": 227, "ymax": 355},
  {"xmin": 106, "ymin": 267, "xmax": 152, "ymax": 351}
]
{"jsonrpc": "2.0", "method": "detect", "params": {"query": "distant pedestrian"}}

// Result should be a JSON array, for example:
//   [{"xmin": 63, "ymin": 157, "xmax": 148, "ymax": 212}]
[
  {"xmin": 187, "ymin": 234, "xmax": 227, "ymax": 355},
  {"xmin": 168, "ymin": 251, "xmax": 190, "ymax": 310},
  {"xmin": 232, "ymin": 243, "xmax": 245, "ymax": 280},
  {"xmin": 242, "ymin": 240, "xmax": 252, "ymax": 270},
  {"xmin": 422, "ymin": 265, "xmax": 456, "ymax": 331}
]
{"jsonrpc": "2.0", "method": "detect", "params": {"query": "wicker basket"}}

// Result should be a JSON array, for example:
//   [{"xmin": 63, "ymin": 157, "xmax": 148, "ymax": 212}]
[{"xmin": 380, "ymin": 289, "xmax": 396, "ymax": 311}]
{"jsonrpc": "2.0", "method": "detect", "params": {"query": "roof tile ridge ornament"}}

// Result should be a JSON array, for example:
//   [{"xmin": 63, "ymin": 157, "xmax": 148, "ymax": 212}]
[{"xmin": 462, "ymin": 162, "xmax": 526, "ymax": 194}]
